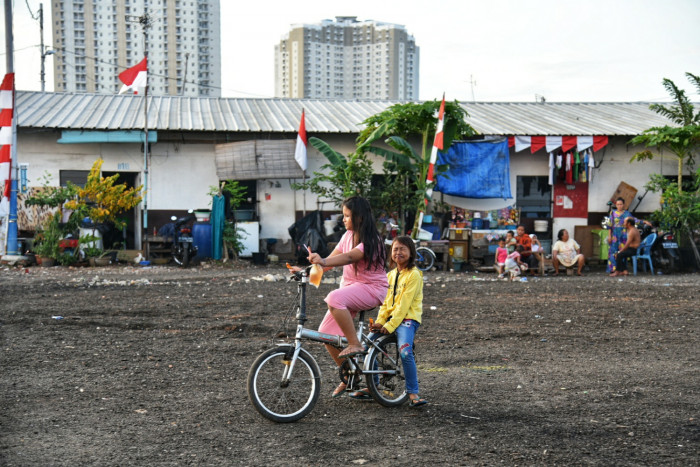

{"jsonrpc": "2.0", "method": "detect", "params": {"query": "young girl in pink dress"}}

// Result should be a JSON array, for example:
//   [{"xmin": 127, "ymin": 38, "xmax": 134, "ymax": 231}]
[{"xmin": 306, "ymin": 196, "xmax": 388, "ymax": 397}]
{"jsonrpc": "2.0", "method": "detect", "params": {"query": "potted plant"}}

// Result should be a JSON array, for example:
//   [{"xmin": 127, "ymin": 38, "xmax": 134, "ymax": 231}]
[{"xmin": 33, "ymin": 213, "xmax": 63, "ymax": 267}]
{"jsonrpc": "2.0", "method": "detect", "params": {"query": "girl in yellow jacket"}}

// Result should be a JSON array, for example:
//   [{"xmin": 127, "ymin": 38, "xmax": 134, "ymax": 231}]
[{"xmin": 351, "ymin": 235, "xmax": 427, "ymax": 407}]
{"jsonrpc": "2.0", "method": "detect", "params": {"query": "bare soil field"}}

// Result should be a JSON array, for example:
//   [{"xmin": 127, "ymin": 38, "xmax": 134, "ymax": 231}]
[{"xmin": 1, "ymin": 263, "xmax": 698, "ymax": 466}]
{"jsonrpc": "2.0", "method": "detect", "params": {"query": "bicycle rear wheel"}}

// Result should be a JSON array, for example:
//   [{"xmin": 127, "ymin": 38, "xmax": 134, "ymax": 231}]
[
  {"xmin": 364, "ymin": 335, "xmax": 409, "ymax": 407},
  {"xmin": 416, "ymin": 247, "xmax": 436, "ymax": 271},
  {"xmin": 247, "ymin": 345, "xmax": 321, "ymax": 422}
]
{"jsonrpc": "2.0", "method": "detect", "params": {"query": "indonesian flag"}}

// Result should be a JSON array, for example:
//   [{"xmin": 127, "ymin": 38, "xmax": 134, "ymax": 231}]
[
  {"xmin": 0, "ymin": 73, "xmax": 14, "ymax": 199},
  {"xmin": 424, "ymin": 94, "xmax": 446, "ymax": 203},
  {"xmin": 119, "ymin": 57, "xmax": 148, "ymax": 94},
  {"xmin": 415, "ymin": 94, "xmax": 446, "ymax": 234},
  {"xmin": 294, "ymin": 109, "xmax": 307, "ymax": 171}
]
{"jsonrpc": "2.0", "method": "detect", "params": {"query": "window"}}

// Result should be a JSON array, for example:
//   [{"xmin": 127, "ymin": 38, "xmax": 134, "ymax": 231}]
[
  {"xmin": 516, "ymin": 176, "xmax": 551, "ymax": 219},
  {"xmin": 60, "ymin": 170, "xmax": 89, "ymax": 187}
]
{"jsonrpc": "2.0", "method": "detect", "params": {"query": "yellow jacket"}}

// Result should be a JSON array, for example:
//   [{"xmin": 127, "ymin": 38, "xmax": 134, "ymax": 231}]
[{"xmin": 376, "ymin": 267, "xmax": 423, "ymax": 333}]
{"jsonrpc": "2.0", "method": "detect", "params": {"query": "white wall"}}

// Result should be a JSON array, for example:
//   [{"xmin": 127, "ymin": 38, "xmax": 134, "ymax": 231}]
[
  {"xmin": 17, "ymin": 134, "xmax": 218, "ymax": 211},
  {"xmin": 14, "ymin": 132, "xmax": 689, "ymax": 245},
  {"xmin": 149, "ymin": 143, "xmax": 219, "ymax": 210}
]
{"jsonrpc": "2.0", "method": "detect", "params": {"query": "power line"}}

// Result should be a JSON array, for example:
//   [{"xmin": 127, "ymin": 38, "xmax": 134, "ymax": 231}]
[
  {"xmin": 24, "ymin": 0, "xmax": 40, "ymax": 20},
  {"xmin": 50, "ymin": 45, "xmax": 274, "ymax": 97}
]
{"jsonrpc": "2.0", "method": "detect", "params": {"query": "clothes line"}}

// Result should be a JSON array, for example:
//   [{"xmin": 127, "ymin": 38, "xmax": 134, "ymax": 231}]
[{"xmin": 507, "ymin": 135, "xmax": 608, "ymax": 153}]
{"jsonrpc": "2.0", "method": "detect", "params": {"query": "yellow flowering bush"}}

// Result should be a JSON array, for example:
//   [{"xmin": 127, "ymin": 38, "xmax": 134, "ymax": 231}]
[{"xmin": 65, "ymin": 159, "xmax": 143, "ymax": 229}]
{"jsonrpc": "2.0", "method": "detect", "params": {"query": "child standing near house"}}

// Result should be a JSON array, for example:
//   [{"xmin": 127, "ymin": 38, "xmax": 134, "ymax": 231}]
[
  {"xmin": 351, "ymin": 235, "xmax": 428, "ymax": 407},
  {"xmin": 495, "ymin": 237, "xmax": 508, "ymax": 279},
  {"xmin": 505, "ymin": 230, "xmax": 517, "ymax": 253},
  {"xmin": 505, "ymin": 244, "xmax": 527, "ymax": 280}
]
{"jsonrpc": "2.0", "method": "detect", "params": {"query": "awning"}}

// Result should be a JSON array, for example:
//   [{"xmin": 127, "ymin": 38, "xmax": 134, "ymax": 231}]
[
  {"xmin": 507, "ymin": 135, "xmax": 608, "ymax": 153},
  {"xmin": 214, "ymin": 139, "xmax": 304, "ymax": 180}
]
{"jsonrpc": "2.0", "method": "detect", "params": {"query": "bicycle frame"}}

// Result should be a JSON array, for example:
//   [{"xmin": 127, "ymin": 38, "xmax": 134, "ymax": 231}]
[
  {"xmin": 248, "ymin": 265, "xmax": 410, "ymax": 422},
  {"xmin": 282, "ymin": 269, "xmax": 399, "ymax": 383}
]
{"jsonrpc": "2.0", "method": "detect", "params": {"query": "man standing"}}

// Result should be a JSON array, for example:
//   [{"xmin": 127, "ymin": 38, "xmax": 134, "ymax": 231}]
[
  {"xmin": 610, "ymin": 217, "xmax": 640, "ymax": 277},
  {"xmin": 515, "ymin": 225, "xmax": 540, "ymax": 274}
]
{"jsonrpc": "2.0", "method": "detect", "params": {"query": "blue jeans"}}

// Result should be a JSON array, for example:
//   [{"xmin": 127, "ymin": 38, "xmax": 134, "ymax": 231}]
[{"xmin": 369, "ymin": 319, "xmax": 420, "ymax": 394}]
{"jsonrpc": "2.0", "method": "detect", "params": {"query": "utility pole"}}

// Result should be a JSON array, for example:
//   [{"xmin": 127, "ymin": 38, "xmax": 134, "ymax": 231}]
[
  {"xmin": 3, "ymin": 0, "xmax": 19, "ymax": 255},
  {"xmin": 181, "ymin": 52, "xmax": 189, "ymax": 95},
  {"xmin": 126, "ymin": 9, "xmax": 153, "ymax": 244},
  {"xmin": 469, "ymin": 75, "xmax": 476, "ymax": 102},
  {"xmin": 39, "ymin": 3, "xmax": 54, "ymax": 92}
]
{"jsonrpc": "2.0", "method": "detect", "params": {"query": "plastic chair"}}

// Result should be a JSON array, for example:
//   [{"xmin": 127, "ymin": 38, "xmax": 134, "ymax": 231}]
[{"xmin": 632, "ymin": 233, "xmax": 656, "ymax": 275}]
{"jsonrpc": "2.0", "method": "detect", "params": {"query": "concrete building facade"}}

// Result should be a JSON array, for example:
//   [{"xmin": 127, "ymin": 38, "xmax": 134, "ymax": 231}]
[
  {"xmin": 275, "ymin": 16, "xmax": 419, "ymax": 100},
  {"xmin": 3, "ymin": 92, "xmax": 687, "ymax": 259},
  {"xmin": 51, "ymin": 0, "xmax": 221, "ymax": 96}
]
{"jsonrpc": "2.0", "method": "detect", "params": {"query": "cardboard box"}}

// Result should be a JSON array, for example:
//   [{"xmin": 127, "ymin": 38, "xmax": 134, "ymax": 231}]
[
  {"xmin": 116, "ymin": 249, "xmax": 143, "ymax": 262},
  {"xmin": 449, "ymin": 241, "xmax": 469, "ymax": 260},
  {"xmin": 610, "ymin": 181, "xmax": 638, "ymax": 207},
  {"xmin": 448, "ymin": 228, "xmax": 470, "ymax": 241}
]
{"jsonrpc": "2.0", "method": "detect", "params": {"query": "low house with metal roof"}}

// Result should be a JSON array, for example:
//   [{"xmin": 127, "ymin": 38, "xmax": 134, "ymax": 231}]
[{"xmin": 8, "ymin": 91, "xmax": 682, "ymax": 258}]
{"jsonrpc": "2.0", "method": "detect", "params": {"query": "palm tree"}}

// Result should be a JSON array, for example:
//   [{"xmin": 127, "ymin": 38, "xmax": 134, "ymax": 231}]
[{"xmin": 630, "ymin": 73, "xmax": 700, "ymax": 191}]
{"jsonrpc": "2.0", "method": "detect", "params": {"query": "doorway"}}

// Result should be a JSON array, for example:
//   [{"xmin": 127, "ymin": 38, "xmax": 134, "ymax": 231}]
[
  {"xmin": 102, "ymin": 171, "xmax": 138, "ymax": 249},
  {"xmin": 516, "ymin": 176, "xmax": 552, "ymax": 219}
]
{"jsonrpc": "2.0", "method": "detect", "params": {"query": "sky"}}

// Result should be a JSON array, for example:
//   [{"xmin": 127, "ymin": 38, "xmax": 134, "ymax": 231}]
[{"xmin": 1, "ymin": 0, "xmax": 699, "ymax": 102}]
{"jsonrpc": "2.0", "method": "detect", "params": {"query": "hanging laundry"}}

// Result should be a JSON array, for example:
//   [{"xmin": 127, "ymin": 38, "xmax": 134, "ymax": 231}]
[
  {"xmin": 556, "ymin": 152, "xmax": 563, "ymax": 169},
  {"xmin": 573, "ymin": 151, "xmax": 580, "ymax": 182},
  {"xmin": 587, "ymin": 149, "xmax": 595, "ymax": 182},
  {"xmin": 548, "ymin": 152, "xmax": 554, "ymax": 185},
  {"xmin": 581, "ymin": 151, "xmax": 588, "ymax": 182},
  {"xmin": 565, "ymin": 151, "xmax": 573, "ymax": 184}
]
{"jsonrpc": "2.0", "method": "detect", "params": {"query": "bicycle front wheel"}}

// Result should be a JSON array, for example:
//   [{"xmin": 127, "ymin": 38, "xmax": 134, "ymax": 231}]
[
  {"xmin": 247, "ymin": 345, "xmax": 321, "ymax": 423},
  {"xmin": 416, "ymin": 247, "xmax": 436, "ymax": 271},
  {"xmin": 364, "ymin": 335, "xmax": 409, "ymax": 407}
]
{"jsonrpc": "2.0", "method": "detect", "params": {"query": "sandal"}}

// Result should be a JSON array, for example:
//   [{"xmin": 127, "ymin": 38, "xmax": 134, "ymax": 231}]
[
  {"xmin": 338, "ymin": 346, "xmax": 365, "ymax": 359},
  {"xmin": 409, "ymin": 397, "xmax": 428, "ymax": 408},
  {"xmin": 348, "ymin": 388, "xmax": 372, "ymax": 401},
  {"xmin": 331, "ymin": 382, "xmax": 347, "ymax": 398}
]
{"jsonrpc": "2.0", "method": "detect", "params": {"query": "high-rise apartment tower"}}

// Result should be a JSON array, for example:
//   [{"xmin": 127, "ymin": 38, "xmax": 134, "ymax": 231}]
[
  {"xmin": 275, "ymin": 16, "xmax": 419, "ymax": 100},
  {"xmin": 51, "ymin": 0, "xmax": 221, "ymax": 96}
]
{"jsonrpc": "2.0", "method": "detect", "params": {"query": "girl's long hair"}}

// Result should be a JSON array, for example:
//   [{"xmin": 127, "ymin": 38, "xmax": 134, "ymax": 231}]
[{"xmin": 343, "ymin": 196, "xmax": 385, "ymax": 272}]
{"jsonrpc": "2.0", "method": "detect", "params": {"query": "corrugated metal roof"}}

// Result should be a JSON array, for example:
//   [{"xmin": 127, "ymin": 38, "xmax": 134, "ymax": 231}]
[{"xmin": 16, "ymin": 91, "xmax": 674, "ymax": 136}]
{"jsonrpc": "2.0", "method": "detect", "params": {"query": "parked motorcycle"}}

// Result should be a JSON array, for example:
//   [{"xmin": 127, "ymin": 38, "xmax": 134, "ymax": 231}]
[
  {"xmin": 158, "ymin": 210, "xmax": 197, "ymax": 267},
  {"xmin": 639, "ymin": 222, "xmax": 681, "ymax": 273}
]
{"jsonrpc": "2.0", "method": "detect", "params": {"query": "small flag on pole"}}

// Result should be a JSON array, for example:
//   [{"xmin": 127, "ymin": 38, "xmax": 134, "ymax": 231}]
[
  {"xmin": 119, "ymin": 57, "xmax": 148, "ymax": 94},
  {"xmin": 415, "ymin": 94, "xmax": 445, "ymax": 236},
  {"xmin": 0, "ymin": 73, "xmax": 15, "ymax": 199},
  {"xmin": 424, "ymin": 94, "xmax": 446, "ymax": 203},
  {"xmin": 294, "ymin": 109, "xmax": 308, "ymax": 171}
]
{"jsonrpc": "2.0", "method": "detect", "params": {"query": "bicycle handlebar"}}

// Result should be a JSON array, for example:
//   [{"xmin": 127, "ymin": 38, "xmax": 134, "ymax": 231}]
[{"xmin": 287, "ymin": 265, "xmax": 313, "ymax": 282}]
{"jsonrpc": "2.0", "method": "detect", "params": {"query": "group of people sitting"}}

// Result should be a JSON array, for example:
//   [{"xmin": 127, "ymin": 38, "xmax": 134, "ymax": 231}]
[{"xmin": 495, "ymin": 225, "xmax": 585, "ymax": 280}]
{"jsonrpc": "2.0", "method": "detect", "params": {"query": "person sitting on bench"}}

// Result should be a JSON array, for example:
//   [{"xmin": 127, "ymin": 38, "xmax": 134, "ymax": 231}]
[
  {"xmin": 552, "ymin": 229, "xmax": 585, "ymax": 276},
  {"xmin": 516, "ymin": 225, "xmax": 540, "ymax": 275}
]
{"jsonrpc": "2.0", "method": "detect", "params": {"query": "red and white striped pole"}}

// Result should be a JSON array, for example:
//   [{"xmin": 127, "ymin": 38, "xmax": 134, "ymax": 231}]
[{"xmin": 415, "ymin": 94, "xmax": 445, "ymax": 236}]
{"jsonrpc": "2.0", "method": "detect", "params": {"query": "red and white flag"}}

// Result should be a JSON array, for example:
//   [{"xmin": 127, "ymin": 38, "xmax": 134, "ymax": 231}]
[
  {"xmin": 294, "ymin": 109, "xmax": 307, "ymax": 171},
  {"xmin": 424, "ymin": 94, "xmax": 446, "ymax": 203},
  {"xmin": 119, "ymin": 57, "xmax": 148, "ymax": 94},
  {"xmin": 415, "ymin": 94, "xmax": 445, "ymax": 234},
  {"xmin": 0, "ymin": 73, "xmax": 15, "ymax": 199}
]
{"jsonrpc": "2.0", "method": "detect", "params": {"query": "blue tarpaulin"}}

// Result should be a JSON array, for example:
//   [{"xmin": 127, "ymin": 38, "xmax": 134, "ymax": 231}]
[{"xmin": 435, "ymin": 139, "xmax": 512, "ymax": 199}]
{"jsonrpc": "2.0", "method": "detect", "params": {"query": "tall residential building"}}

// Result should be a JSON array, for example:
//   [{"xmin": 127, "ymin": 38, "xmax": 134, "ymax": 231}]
[
  {"xmin": 51, "ymin": 0, "xmax": 221, "ymax": 96},
  {"xmin": 275, "ymin": 16, "xmax": 419, "ymax": 100}
]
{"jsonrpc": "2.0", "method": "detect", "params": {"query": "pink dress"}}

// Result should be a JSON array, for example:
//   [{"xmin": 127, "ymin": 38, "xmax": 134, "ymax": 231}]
[{"xmin": 318, "ymin": 230, "xmax": 389, "ymax": 336}]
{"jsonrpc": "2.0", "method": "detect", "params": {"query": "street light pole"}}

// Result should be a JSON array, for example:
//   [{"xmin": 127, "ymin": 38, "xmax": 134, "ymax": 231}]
[{"xmin": 38, "ymin": 3, "xmax": 55, "ymax": 92}]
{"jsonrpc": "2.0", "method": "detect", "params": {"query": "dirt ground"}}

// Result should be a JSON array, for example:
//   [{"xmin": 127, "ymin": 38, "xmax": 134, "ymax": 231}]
[{"xmin": 0, "ymin": 261, "xmax": 698, "ymax": 466}]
